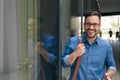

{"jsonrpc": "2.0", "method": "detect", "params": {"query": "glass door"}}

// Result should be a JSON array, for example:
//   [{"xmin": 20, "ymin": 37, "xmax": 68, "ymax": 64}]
[{"xmin": 16, "ymin": 0, "xmax": 38, "ymax": 80}]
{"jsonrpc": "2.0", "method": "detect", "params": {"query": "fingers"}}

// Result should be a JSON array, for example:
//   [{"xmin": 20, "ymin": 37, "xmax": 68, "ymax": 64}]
[
  {"xmin": 36, "ymin": 42, "xmax": 44, "ymax": 53},
  {"xmin": 75, "ymin": 44, "xmax": 85, "ymax": 57},
  {"xmin": 77, "ymin": 43, "xmax": 85, "ymax": 51},
  {"xmin": 104, "ymin": 73, "xmax": 111, "ymax": 80},
  {"xmin": 37, "ymin": 42, "xmax": 44, "ymax": 47}
]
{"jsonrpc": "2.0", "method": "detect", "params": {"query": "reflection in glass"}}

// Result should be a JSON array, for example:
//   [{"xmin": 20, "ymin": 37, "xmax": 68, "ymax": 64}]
[
  {"xmin": 37, "ymin": 17, "xmax": 58, "ymax": 80},
  {"xmin": 27, "ymin": 18, "xmax": 38, "ymax": 80}
]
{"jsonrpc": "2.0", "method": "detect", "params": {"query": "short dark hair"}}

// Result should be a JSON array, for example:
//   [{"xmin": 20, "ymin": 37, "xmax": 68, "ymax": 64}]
[{"xmin": 84, "ymin": 11, "xmax": 101, "ymax": 22}]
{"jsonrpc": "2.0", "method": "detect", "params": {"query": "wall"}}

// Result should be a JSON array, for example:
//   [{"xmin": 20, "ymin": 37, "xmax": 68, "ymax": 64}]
[
  {"xmin": 0, "ymin": 0, "xmax": 4, "ymax": 73},
  {"xmin": 0, "ymin": 0, "xmax": 18, "ymax": 73}
]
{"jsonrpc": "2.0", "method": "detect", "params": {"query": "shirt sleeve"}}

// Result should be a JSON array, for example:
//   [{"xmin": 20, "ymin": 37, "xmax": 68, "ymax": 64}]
[
  {"xmin": 105, "ymin": 43, "xmax": 116, "ymax": 72},
  {"xmin": 61, "ymin": 36, "xmax": 79, "ymax": 67},
  {"xmin": 48, "ymin": 53, "xmax": 57, "ymax": 66},
  {"xmin": 49, "ymin": 53, "xmax": 56, "ymax": 63}
]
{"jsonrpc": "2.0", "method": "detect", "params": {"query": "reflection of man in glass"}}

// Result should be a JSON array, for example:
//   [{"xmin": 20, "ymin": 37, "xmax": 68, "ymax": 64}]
[
  {"xmin": 27, "ymin": 18, "xmax": 39, "ymax": 80},
  {"xmin": 37, "ymin": 18, "xmax": 57, "ymax": 80}
]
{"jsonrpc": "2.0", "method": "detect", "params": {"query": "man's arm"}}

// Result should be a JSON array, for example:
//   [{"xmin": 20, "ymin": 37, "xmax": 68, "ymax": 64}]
[
  {"xmin": 39, "ymin": 48, "xmax": 49, "ymax": 62},
  {"xmin": 68, "ymin": 43, "xmax": 85, "ymax": 64},
  {"xmin": 36, "ymin": 42, "xmax": 49, "ymax": 62}
]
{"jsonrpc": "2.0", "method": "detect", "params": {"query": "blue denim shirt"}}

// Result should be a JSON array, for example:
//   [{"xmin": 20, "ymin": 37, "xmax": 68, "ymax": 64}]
[
  {"xmin": 37, "ymin": 35, "xmax": 57, "ymax": 80},
  {"xmin": 61, "ymin": 33, "xmax": 116, "ymax": 80}
]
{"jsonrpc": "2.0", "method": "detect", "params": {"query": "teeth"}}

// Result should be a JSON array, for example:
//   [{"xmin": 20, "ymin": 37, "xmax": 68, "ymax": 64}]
[{"xmin": 88, "ymin": 30, "xmax": 94, "ymax": 32}]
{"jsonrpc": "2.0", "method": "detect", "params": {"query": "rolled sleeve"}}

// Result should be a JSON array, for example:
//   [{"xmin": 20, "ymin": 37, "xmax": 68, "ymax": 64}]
[
  {"xmin": 62, "ymin": 55, "xmax": 72, "ymax": 67},
  {"xmin": 48, "ymin": 53, "xmax": 56, "ymax": 63},
  {"xmin": 106, "ymin": 43, "xmax": 116, "ymax": 72},
  {"xmin": 108, "ymin": 66, "xmax": 116, "ymax": 72}
]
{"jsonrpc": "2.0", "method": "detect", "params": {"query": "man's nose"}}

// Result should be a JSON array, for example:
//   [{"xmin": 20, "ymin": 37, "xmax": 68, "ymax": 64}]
[{"xmin": 89, "ymin": 24, "xmax": 95, "ymax": 28}]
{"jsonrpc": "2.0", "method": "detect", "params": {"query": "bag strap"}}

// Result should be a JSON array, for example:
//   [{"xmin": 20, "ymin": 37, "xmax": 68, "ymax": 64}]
[{"xmin": 72, "ymin": 37, "xmax": 82, "ymax": 80}]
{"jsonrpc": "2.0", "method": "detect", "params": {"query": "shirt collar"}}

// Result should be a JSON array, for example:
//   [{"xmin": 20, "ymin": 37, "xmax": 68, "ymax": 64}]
[{"xmin": 81, "ymin": 33, "xmax": 99, "ymax": 45}]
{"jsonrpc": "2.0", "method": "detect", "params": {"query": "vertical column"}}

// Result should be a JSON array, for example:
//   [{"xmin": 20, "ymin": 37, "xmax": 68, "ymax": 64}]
[
  {"xmin": 4, "ymin": 0, "xmax": 18, "ymax": 72},
  {"xmin": 60, "ymin": 0, "xmax": 71, "ymax": 80},
  {"xmin": 0, "ymin": 0, "xmax": 4, "ymax": 73}
]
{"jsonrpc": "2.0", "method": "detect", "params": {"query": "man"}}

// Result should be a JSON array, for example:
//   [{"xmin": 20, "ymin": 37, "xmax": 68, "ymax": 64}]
[
  {"xmin": 61, "ymin": 11, "xmax": 116, "ymax": 80},
  {"xmin": 37, "ymin": 34, "xmax": 58, "ymax": 80},
  {"xmin": 109, "ymin": 28, "xmax": 113, "ymax": 40},
  {"xmin": 37, "ymin": 17, "xmax": 58, "ymax": 80}
]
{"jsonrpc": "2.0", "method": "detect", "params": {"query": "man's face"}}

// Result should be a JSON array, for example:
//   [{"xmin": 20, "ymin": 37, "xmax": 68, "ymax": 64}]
[
  {"xmin": 28, "ymin": 18, "xmax": 37, "ymax": 31},
  {"xmin": 84, "ymin": 16, "xmax": 101, "ymax": 39}
]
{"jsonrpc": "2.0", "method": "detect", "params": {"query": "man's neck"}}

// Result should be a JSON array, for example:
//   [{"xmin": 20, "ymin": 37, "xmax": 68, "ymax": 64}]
[{"xmin": 87, "ymin": 36, "xmax": 97, "ymax": 45}]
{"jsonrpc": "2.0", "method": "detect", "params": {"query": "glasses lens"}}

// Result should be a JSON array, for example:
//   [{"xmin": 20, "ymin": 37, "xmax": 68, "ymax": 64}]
[{"xmin": 85, "ymin": 22, "xmax": 99, "ymax": 27}]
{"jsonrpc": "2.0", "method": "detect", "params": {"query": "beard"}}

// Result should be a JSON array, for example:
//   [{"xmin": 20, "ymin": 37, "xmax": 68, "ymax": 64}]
[{"xmin": 85, "ymin": 29, "xmax": 99, "ymax": 38}]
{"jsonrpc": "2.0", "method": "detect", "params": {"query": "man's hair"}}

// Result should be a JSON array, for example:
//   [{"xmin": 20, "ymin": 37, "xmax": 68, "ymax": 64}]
[{"xmin": 84, "ymin": 11, "xmax": 101, "ymax": 22}]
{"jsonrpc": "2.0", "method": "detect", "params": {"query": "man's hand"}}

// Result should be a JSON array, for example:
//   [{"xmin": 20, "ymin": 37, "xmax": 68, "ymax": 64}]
[
  {"xmin": 104, "ymin": 73, "xmax": 111, "ymax": 80},
  {"xmin": 36, "ymin": 42, "xmax": 49, "ymax": 62},
  {"xmin": 68, "ymin": 43, "xmax": 85, "ymax": 64},
  {"xmin": 75, "ymin": 43, "xmax": 85, "ymax": 57},
  {"xmin": 104, "ymin": 70, "xmax": 115, "ymax": 80},
  {"xmin": 36, "ymin": 42, "xmax": 44, "ymax": 54}
]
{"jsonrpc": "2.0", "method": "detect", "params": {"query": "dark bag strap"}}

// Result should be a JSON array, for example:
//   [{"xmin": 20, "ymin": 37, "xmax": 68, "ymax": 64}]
[{"xmin": 72, "ymin": 37, "xmax": 82, "ymax": 80}]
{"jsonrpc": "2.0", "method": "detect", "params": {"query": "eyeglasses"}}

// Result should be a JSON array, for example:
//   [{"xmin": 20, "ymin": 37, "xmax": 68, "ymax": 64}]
[{"xmin": 85, "ymin": 22, "xmax": 100, "ymax": 27}]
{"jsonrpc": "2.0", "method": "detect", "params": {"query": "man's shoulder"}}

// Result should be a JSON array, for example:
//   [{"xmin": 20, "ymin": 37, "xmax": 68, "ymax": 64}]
[
  {"xmin": 98, "ymin": 38, "xmax": 111, "ymax": 46},
  {"xmin": 69, "ymin": 36, "xmax": 79, "ymax": 42},
  {"xmin": 66, "ymin": 36, "xmax": 79, "ymax": 46}
]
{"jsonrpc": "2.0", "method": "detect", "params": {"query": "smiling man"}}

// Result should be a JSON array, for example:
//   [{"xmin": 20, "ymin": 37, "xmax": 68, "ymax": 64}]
[{"xmin": 61, "ymin": 11, "xmax": 116, "ymax": 80}]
